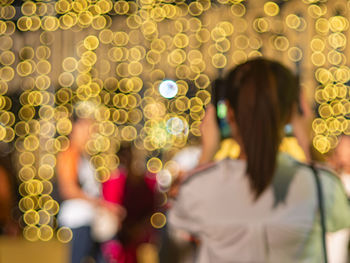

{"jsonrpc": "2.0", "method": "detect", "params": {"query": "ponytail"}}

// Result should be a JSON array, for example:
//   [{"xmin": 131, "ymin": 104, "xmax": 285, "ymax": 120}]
[{"xmin": 226, "ymin": 59, "xmax": 298, "ymax": 199}]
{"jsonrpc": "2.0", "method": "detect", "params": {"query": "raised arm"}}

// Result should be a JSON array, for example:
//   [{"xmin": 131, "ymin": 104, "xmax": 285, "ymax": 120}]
[{"xmin": 198, "ymin": 104, "xmax": 221, "ymax": 165}]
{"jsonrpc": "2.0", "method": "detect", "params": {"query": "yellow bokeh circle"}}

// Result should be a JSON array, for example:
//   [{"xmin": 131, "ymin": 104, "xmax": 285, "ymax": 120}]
[
  {"xmin": 147, "ymin": 157, "xmax": 162, "ymax": 173},
  {"xmin": 24, "ymin": 225, "xmax": 39, "ymax": 242},
  {"xmin": 57, "ymin": 227, "xmax": 73, "ymax": 243},
  {"xmin": 150, "ymin": 212, "xmax": 166, "ymax": 229}
]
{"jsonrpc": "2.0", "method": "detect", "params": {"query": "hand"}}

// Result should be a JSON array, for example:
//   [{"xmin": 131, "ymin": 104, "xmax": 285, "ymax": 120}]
[
  {"xmin": 199, "ymin": 104, "xmax": 221, "ymax": 164},
  {"xmin": 99, "ymin": 200, "xmax": 127, "ymax": 222},
  {"xmin": 168, "ymin": 171, "xmax": 185, "ymax": 199}
]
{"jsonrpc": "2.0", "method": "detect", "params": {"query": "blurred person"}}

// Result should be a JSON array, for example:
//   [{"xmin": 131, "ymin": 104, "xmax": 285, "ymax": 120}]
[
  {"xmin": 57, "ymin": 116, "xmax": 100, "ymax": 263},
  {"xmin": 101, "ymin": 143, "xmax": 159, "ymax": 263},
  {"xmin": 57, "ymin": 116, "xmax": 124, "ymax": 263},
  {"xmin": 327, "ymin": 135, "xmax": 350, "ymax": 193},
  {"xmin": 168, "ymin": 58, "xmax": 350, "ymax": 263},
  {"xmin": 0, "ymin": 145, "xmax": 19, "ymax": 236},
  {"xmin": 159, "ymin": 145, "xmax": 202, "ymax": 263},
  {"xmin": 326, "ymin": 135, "xmax": 350, "ymax": 263},
  {"xmin": 163, "ymin": 82, "xmax": 315, "ymax": 263}
]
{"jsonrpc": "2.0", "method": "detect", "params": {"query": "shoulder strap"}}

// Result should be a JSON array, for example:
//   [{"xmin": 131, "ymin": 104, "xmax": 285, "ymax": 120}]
[{"xmin": 310, "ymin": 164, "xmax": 328, "ymax": 263}]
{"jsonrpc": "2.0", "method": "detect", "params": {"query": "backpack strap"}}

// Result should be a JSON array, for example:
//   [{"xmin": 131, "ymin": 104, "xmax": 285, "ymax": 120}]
[{"xmin": 310, "ymin": 164, "xmax": 328, "ymax": 263}]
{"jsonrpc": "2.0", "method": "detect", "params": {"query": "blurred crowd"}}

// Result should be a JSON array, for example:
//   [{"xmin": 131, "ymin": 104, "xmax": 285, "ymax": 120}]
[{"xmin": 1, "ymin": 58, "xmax": 350, "ymax": 263}]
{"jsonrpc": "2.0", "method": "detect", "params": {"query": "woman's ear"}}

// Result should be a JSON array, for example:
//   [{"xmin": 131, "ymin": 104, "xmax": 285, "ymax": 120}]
[
  {"xmin": 226, "ymin": 100, "xmax": 238, "ymax": 138},
  {"xmin": 287, "ymin": 102, "xmax": 298, "ymax": 123},
  {"xmin": 226, "ymin": 100, "xmax": 235, "ymax": 125}
]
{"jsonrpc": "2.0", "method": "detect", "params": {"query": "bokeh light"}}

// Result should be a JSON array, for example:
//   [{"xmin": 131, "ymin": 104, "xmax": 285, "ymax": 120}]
[
  {"xmin": 0, "ymin": 0, "xmax": 349, "ymax": 242},
  {"xmin": 150, "ymin": 212, "xmax": 166, "ymax": 229},
  {"xmin": 159, "ymin": 80, "xmax": 178, "ymax": 99}
]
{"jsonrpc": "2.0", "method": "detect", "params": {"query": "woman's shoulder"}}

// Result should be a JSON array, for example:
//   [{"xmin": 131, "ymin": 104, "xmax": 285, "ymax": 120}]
[
  {"xmin": 180, "ymin": 158, "xmax": 244, "ymax": 187},
  {"xmin": 293, "ymin": 158, "xmax": 339, "ymax": 183},
  {"xmin": 277, "ymin": 153, "xmax": 337, "ymax": 178},
  {"xmin": 58, "ymin": 146, "xmax": 80, "ymax": 160},
  {"xmin": 177, "ymin": 162, "xmax": 216, "ymax": 192},
  {"xmin": 288, "ymin": 157, "xmax": 346, "ymax": 207}
]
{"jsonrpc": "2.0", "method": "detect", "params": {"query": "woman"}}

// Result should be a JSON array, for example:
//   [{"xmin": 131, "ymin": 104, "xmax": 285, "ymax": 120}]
[
  {"xmin": 168, "ymin": 58, "xmax": 350, "ymax": 262},
  {"xmin": 57, "ymin": 116, "xmax": 124, "ymax": 263}
]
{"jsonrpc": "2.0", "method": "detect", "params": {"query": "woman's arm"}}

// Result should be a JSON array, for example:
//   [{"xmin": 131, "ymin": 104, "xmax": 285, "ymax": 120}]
[
  {"xmin": 198, "ymin": 104, "xmax": 221, "ymax": 165},
  {"xmin": 57, "ymin": 148, "xmax": 95, "ymax": 202}
]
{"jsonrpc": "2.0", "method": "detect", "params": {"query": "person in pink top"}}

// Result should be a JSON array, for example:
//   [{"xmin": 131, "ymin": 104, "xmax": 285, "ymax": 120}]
[{"xmin": 101, "ymin": 144, "xmax": 158, "ymax": 263}]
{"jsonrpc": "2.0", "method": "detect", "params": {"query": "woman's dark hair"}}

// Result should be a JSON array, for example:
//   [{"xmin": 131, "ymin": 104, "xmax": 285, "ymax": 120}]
[{"xmin": 225, "ymin": 58, "xmax": 299, "ymax": 199}]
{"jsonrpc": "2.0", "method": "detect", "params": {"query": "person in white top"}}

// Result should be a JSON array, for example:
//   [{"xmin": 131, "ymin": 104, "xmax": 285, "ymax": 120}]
[{"xmin": 168, "ymin": 58, "xmax": 350, "ymax": 263}]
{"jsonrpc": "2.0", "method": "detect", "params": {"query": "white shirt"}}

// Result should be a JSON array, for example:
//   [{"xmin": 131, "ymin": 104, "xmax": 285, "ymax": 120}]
[{"xmin": 168, "ymin": 153, "xmax": 350, "ymax": 263}]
